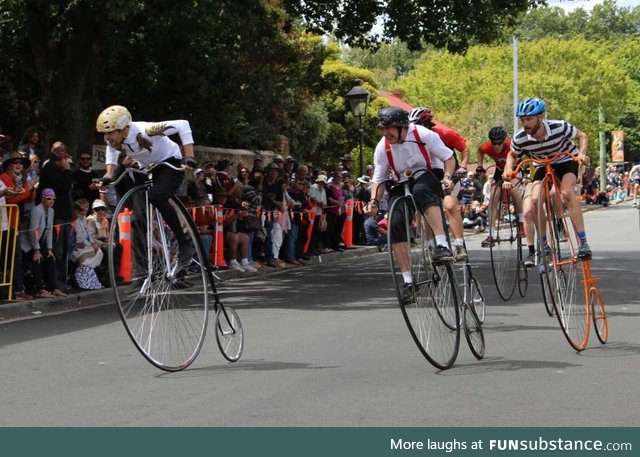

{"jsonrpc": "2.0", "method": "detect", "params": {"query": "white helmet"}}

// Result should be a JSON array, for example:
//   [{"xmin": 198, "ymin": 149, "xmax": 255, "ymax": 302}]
[{"xmin": 96, "ymin": 105, "xmax": 132, "ymax": 132}]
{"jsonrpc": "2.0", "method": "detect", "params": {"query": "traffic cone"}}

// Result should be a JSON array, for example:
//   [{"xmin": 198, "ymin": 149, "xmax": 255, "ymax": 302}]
[
  {"xmin": 118, "ymin": 208, "xmax": 132, "ymax": 282},
  {"xmin": 342, "ymin": 198, "xmax": 354, "ymax": 248},
  {"xmin": 211, "ymin": 205, "xmax": 227, "ymax": 268}
]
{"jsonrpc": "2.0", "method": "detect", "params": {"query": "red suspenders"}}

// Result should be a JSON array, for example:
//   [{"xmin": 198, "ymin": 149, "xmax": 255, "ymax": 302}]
[{"xmin": 385, "ymin": 128, "xmax": 432, "ymax": 176}]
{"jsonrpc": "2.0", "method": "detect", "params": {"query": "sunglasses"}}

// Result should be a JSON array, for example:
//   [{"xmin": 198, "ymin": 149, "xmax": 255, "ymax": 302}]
[
  {"xmin": 44, "ymin": 197, "xmax": 56, "ymax": 201},
  {"xmin": 491, "ymin": 141, "xmax": 503, "ymax": 145},
  {"xmin": 80, "ymin": 157, "xmax": 92, "ymax": 161}
]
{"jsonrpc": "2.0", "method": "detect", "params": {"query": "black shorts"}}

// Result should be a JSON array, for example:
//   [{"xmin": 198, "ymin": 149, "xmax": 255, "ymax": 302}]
[
  {"xmin": 388, "ymin": 171, "xmax": 443, "ymax": 243},
  {"xmin": 533, "ymin": 160, "xmax": 578, "ymax": 182}
]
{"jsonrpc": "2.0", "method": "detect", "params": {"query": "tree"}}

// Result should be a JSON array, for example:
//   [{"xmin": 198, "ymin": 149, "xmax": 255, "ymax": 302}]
[
  {"xmin": 395, "ymin": 37, "xmax": 633, "ymax": 162},
  {"xmin": 283, "ymin": 0, "xmax": 544, "ymax": 52}
]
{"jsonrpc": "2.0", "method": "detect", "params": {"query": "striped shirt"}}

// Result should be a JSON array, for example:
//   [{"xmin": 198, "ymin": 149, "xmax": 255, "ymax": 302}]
[{"xmin": 511, "ymin": 120, "xmax": 578, "ymax": 165}]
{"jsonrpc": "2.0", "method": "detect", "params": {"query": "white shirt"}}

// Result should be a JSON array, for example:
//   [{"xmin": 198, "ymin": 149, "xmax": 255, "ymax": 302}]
[
  {"xmin": 105, "ymin": 120, "xmax": 194, "ymax": 167},
  {"xmin": 371, "ymin": 124, "xmax": 453, "ymax": 184}
]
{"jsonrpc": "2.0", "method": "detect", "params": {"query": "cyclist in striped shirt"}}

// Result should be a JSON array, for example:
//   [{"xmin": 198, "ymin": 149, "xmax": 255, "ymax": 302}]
[{"xmin": 503, "ymin": 97, "xmax": 591, "ymax": 260}]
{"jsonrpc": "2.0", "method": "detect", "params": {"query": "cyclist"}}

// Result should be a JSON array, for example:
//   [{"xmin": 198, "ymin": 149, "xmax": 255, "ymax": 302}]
[
  {"xmin": 366, "ymin": 107, "xmax": 456, "ymax": 302},
  {"xmin": 409, "ymin": 107, "xmax": 470, "ymax": 261},
  {"xmin": 96, "ymin": 105, "xmax": 197, "ymax": 266},
  {"xmin": 477, "ymin": 126, "xmax": 529, "ymax": 256},
  {"xmin": 503, "ymin": 97, "xmax": 591, "ymax": 260}
]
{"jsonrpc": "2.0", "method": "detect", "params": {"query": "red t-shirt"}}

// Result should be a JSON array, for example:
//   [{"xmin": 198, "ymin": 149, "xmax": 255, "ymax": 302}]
[
  {"xmin": 478, "ymin": 138, "xmax": 511, "ymax": 170},
  {"xmin": 431, "ymin": 121, "xmax": 467, "ymax": 153}
]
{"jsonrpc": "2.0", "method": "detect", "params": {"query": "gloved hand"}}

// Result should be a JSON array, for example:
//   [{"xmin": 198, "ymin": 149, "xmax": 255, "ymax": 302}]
[{"xmin": 99, "ymin": 176, "xmax": 113, "ymax": 187}]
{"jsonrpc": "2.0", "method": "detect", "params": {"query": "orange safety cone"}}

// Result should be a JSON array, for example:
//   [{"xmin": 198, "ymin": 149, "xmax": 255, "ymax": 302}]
[
  {"xmin": 304, "ymin": 209, "xmax": 316, "ymax": 253},
  {"xmin": 118, "ymin": 208, "xmax": 132, "ymax": 282},
  {"xmin": 342, "ymin": 198, "xmax": 354, "ymax": 248},
  {"xmin": 211, "ymin": 205, "xmax": 227, "ymax": 268}
]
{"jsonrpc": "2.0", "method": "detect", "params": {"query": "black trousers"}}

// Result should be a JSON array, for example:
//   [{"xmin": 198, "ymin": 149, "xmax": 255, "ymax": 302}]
[{"xmin": 148, "ymin": 163, "xmax": 187, "ymax": 246}]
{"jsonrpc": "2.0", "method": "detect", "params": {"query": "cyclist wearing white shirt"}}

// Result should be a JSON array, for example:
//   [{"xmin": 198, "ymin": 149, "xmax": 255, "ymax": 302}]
[
  {"xmin": 366, "ymin": 107, "xmax": 456, "ymax": 301},
  {"xmin": 96, "ymin": 105, "xmax": 197, "ymax": 265}
]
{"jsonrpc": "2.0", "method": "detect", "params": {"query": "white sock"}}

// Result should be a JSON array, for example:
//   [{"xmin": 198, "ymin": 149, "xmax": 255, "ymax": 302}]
[
  {"xmin": 402, "ymin": 272, "xmax": 413, "ymax": 284},
  {"xmin": 435, "ymin": 235, "xmax": 448, "ymax": 247},
  {"xmin": 455, "ymin": 238, "xmax": 464, "ymax": 247},
  {"xmin": 241, "ymin": 258, "xmax": 250, "ymax": 266}
]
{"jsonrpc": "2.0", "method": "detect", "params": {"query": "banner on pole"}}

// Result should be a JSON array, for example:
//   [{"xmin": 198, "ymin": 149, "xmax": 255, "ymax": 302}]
[{"xmin": 611, "ymin": 130, "xmax": 625, "ymax": 162}]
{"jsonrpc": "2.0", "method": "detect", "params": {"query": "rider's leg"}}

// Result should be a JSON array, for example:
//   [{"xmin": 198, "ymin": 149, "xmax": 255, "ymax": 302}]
[
  {"xmin": 149, "ymin": 166, "xmax": 188, "ymax": 246},
  {"xmin": 522, "ymin": 182, "xmax": 537, "ymax": 265},
  {"xmin": 443, "ymin": 195, "xmax": 464, "ymax": 248},
  {"xmin": 482, "ymin": 184, "xmax": 500, "ymax": 247},
  {"xmin": 561, "ymin": 172, "xmax": 586, "ymax": 235},
  {"xmin": 509, "ymin": 179, "xmax": 525, "ymax": 231}
]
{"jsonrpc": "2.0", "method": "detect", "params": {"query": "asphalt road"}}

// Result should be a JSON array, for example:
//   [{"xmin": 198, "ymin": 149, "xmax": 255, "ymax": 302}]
[{"xmin": 1, "ymin": 202, "xmax": 638, "ymax": 426}]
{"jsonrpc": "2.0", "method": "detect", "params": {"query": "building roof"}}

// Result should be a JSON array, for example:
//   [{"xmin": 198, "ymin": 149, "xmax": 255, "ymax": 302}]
[{"xmin": 379, "ymin": 90, "xmax": 414, "ymax": 112}]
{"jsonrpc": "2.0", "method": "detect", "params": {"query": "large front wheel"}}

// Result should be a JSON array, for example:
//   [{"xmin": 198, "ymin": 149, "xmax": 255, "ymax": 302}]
[
  {"xmin": 109, "ymin": 187, "xmax": 209, "ymax": 371},
  {"xmin": 387, "ymin": 196, "xmax": 460, "ymax": 370},
  {"xmin": 489, "ymin": 186, "xmax": 519, "ymax": 301},
  {"xmin": 538, "ymin": 178, "xmax": 589, "ymax": 351}
]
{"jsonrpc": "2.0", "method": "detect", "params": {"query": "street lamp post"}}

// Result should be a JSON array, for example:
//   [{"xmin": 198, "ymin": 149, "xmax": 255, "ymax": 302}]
[{"xmin": 345, "ymin": 79, "xmax": 371, "ymax": 176}]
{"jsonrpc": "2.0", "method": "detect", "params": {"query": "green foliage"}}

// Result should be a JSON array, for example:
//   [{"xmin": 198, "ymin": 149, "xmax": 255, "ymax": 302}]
[
  {"xmin": 396, "ymin": 37, "xmax": 632, "ymax": 163},
  {"xmin": 282, "ymin": 0, "xmax": 543, "ymax": 53},
  {"xmin": 341, "ymin": 40, "xmax": 423, "ymax": 89}
]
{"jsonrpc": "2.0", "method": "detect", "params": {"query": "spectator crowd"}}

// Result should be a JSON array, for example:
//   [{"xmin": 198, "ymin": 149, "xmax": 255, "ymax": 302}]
[{"xmin": 1, "ymin": 124, "xmax": 636, "ymax": 304}]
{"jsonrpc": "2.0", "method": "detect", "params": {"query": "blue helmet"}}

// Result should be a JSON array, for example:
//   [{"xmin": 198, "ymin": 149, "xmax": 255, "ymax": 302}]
[{"xmin": 516, "ymin": 98, "xmax": 546, "ymax": 117}]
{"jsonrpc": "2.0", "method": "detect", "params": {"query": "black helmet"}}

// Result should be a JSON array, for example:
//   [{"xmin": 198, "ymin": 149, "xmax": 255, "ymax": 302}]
[
  {"xmin": 488, "ymin": 126, "xmax": 508, "ymax": 142},
  {"xmin": 376, "ymin": 107, "xmax": 409, "ymax": 128}
]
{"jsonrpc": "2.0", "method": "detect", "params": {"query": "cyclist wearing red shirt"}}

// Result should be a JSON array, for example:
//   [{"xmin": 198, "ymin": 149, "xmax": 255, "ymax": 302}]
[
  {"xmin": 477, "ymin": 126, "xmax": 526, "ymax": 251},
  {"xmin": 409, "ymin": 107, "xmax": 470, "ymax": 262}
]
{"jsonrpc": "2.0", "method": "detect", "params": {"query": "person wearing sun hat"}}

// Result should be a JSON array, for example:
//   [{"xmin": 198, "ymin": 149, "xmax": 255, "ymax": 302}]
[
  {"xmin": 86, "ymin": 199, "xmax": 111, "ymax": 250},
  {"xmin": 0, "ymin": 152, "xmax": 37, "ymax": 300}
]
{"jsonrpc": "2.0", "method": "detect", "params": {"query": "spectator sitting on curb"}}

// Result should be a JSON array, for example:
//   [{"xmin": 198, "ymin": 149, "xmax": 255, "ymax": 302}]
[
  {"xmin": 364, "ymin": 209, "xmax": 387, "ymax": 251},
  {"xmin": 70, "ymin": 199, "xmax": 104, "ymax": 290}
]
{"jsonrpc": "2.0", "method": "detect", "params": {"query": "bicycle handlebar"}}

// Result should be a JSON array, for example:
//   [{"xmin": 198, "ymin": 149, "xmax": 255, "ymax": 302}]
[
  {"xmin": 106, "ymin": 161, "xmax": 185, "ymax": 187},
  {"xmin": 507, "ymin": 151, "xmax": 581, "ymax": 180}
]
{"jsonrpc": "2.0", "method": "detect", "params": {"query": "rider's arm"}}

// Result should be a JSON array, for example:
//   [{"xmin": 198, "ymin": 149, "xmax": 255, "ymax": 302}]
[
  {"xmin": 503, "ymin": 151, "xmax": 519, "ymax": 178},
  {"xmin": 476, "ymin": 147, "xmax": 485, "ymax": 168},
  {"xmin": 459, "ymin": 145, "xmax": 470, "ymax": 170},
  {"xmin": 575, "ymin": 129, "xmax": 588, "ymax": 162},
  {"xmin": 104, "ymin": 163, "xmax": 117, "ymax": 180},
  {"xmin": 442, "ymin": 156, "xmax": 456, "ymax": 188}
]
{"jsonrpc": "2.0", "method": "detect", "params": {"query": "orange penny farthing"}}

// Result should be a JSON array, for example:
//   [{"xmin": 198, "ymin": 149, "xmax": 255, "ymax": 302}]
[{"xmin": 511, "ymin": 153, "xmax": 608, "ymax": 351}]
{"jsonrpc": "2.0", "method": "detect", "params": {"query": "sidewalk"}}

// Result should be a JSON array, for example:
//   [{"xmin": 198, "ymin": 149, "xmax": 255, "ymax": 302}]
[{"xmin": 0, "ymin": 245, "xmax": 381, "ymax": 323}]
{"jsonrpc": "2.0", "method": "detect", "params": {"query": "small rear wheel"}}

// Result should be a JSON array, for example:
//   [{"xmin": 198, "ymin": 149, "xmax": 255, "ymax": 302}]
[
  {"xmin": 215, "ymin": 306, "xmax": 244, "ymax": 361},
  {"xmin": 463, "ymin": 304, "xmax": 485, "ymax": 360},
  {"xmin": 590, "ymin": 288, "xmax": 608, "ymax": 344}
]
